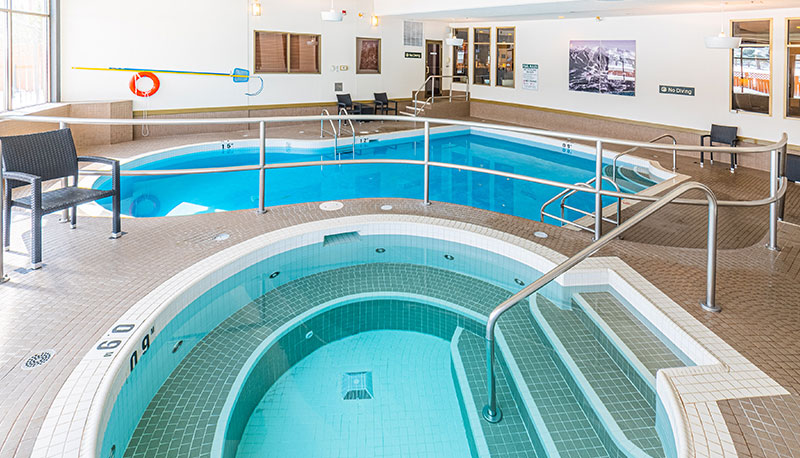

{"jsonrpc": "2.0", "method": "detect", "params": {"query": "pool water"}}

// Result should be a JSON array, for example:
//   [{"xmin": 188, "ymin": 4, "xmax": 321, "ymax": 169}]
[
  {"xmin": 236, "ymin": 330, "xmax": 471, "ymax": 458},
  {"xmin": 93, "ymin": 130, "xmax": 659, "ymax": 220}
]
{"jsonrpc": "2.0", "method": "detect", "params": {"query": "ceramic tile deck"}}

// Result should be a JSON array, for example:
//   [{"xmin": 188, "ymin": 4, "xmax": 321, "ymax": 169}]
[{"xmin": 0, "ymin": 125, "xmax": 799, "ymax": 457}]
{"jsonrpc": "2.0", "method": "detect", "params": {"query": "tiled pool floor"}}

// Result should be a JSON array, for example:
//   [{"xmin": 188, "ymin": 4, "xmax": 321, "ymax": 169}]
[{"xmin": 237, "ymin": 330, "xmax": 470, "ymax": 458}]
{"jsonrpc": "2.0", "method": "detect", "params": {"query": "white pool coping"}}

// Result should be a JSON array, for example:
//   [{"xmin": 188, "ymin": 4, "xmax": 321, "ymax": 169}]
[{"xmin": 30, "ymin": 215, "xmax": 786, "ymax": 458}]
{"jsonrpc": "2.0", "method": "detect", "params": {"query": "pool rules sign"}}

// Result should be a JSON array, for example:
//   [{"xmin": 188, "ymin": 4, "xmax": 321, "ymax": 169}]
[{"xmin": 522, "ymin": 64, "xmax": 539, "ymax": 91}]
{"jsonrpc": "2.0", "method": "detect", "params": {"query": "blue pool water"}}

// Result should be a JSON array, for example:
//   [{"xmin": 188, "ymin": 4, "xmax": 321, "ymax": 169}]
[
  {"xmin": 236, "ymin": 330, "xmax": 470, "ymax": 458},
  {"xmin": 93, "ymin": 130, "xmax": 659, "ymax": 220}
]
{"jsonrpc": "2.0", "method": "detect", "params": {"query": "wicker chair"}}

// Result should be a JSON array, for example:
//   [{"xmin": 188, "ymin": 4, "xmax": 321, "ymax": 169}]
[
  {"xmin": 700, "ymin": 124, "xmax": 739, "ymax": 173},
  {"xmin": 1, "ymin": 128, "xmax": 121, "ymax": 269},
  {"xmin": 373, "ymin": 92, "xmax": 398, "ymax": 115}
]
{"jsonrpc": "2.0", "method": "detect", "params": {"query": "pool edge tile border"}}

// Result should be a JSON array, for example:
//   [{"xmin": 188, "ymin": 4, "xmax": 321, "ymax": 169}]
[{"xmin": 31, "ymin": 214, "xmax": 785, "ymax": 458}]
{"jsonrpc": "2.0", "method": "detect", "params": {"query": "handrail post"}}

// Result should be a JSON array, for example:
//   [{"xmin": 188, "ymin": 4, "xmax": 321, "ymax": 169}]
[
  {"xmin": 672, "ymin": 137, "xmax": 677, "ymax": 172},
  {"xmin": 257, "ymin": 121, "xmax": 266, "ymax": 214},
  {"xmin": 767, "ymin": 148, "xmax": 779, "ymax": 251},
  {"xmin": 59, "ymin": 121, "xmax": 70, "ymax": 223},
  {"xmin": 701, "ymin": 198, "xmax": 720, "ymax": 312},
  {"xmin": 0, "ymin": 147, "xmax": 9, "ymax": 284},
  {"xmin": 423, "ymin": 121, "xmax": 431, "ymax": 205},
  {"xmin": 594, "ymin": 141, "xmax": 603, "ymax": 241},
  {"xmin": 778, "ymin": 143, "xmax": 787, "ymax": 222},
  {"xmin": 483, "ymin": 336, "xmax": 502, "ymax": 422}
]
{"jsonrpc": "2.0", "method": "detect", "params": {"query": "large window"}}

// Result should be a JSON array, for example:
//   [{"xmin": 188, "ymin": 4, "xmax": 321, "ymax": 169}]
[
  {"xmin": 452, "ymin": 28, "xmax": 468, "ymax": 80},
  {"xmin": 254, "ymin": 31, "xmax": 320, "ymax": 74},
  {"xmin": 731, "ymin": 19, "xmax": 772, "ymax": 115},
  {"xmin": 1, "ymin": 1, "xmax": 50, "ymax": 111},
  {"xmin": 496, "ymin": 27, "xmax": 514, "ymax": 88},
  {"xmin": 474, "ymin": 28, "xmax": 490, "ymax": 86},
  {"xmin": 787, "ymin": 18, "xmax": 800, "ymax": 118}
]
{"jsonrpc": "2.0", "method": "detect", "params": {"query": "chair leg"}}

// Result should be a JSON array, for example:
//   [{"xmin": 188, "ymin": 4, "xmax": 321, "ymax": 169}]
[
  {"xmin": 3, "ymin": 196, "xmax": 10, "ymax": 251},
  {"xmin": 30, "ymin": 181, "xmax": 42, "ymax": 269},
  {"xmin": 71, "ymin": 205, "xmax": 77, "ymax": 229},
  {"xmin": 111, "ymin": 191, "xmax": 121, "ymax": 239},
  {"xmin": 730, "ymin": 154, "xmax": 735, "ymax": 173},
  {"xmin": 700, "ymin": 151, "xmax": 704, "ymax": 167}
]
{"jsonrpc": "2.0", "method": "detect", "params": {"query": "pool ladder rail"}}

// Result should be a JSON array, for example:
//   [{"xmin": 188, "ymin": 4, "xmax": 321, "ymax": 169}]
[
  {"xmin": 319, "ymin": 109, "xmax": 357, "ymax": 161},
  {"xmin": 540, "ymin": 176, "xmax": 622, "ymax": 234}
]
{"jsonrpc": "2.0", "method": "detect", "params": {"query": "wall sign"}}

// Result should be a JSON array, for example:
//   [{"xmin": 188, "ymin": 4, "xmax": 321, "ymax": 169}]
[
  {"xmin": 522, "ymin": 63, "xmax": 539, "ymax": 91},
  {"xmin": 404, "ymin": 52, "xmax": 422, "ymax": 59},
  {"xmin": 659, "ymin": 85, "xmax": 695, "ymax": 96}
]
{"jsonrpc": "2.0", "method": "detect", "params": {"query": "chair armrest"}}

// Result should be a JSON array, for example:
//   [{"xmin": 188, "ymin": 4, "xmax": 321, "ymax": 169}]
[
  {"xmin": 700, "ymin": 134, "xmax": 710, "ymax": 146},
  {"xmin": 77, "ymin": 156, "xmax": 120, "ymax": 192},
  {"xmin": 77, "ymin": 156, "xmax": 119, "ymax": 167},
  {"xmin": 731, "ymin": 139, "xmax": 739, "ymax": 147},
  {"xmin": 3, "ymin": 171, "xmax": 41, "ymax": 184}
]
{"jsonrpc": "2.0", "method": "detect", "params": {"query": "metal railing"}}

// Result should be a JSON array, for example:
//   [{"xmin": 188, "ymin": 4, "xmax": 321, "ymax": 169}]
[
  {"xmin": 613, "ymin": 133, "xmax": 678, "ymax": 182},
  {"xmin": 0, "ymin": 113, "xmax": 788, "ymax": 284},
  {"xmin": 337, "ymin": 107, "xmax": 357, "ymax": 160},
  {"xmin": 541, "ymin": 176, "xmax": 622, "ymax": 236},
  {"xmin": 482, "ymin": 181, "xmax": 723, "ymax": 423},
  {"xmin": 410, "ymin": 75, "xmax": 470, "ymax": 116}
]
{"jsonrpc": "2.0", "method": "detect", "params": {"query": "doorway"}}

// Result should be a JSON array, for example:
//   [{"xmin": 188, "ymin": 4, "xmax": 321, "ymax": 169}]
[{"xmin": 425, "ymin": 40, "xmax": 442, "ymax": 98}]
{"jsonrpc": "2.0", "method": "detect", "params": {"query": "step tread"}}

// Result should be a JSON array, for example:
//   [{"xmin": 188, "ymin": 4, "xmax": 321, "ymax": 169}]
[
  {"xmin": 455, "ymin": 328, "xmax": 541, "ymax": 457},
  {"xmin": 499, "ymin": 306, "xmax": 611, "ymax": 457},
  {"xmin": 534, "ymin": 295, "xmax": 666, "ymax": 457},
  {"xmin": 576, "ymin": 292, "xmax": 686, "ymax": 378}
]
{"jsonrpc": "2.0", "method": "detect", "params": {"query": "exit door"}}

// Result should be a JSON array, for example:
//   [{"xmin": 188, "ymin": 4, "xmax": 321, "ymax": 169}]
[{"xmin": 426, "ymin": 40, "xmax": 442, "ymax": 98}]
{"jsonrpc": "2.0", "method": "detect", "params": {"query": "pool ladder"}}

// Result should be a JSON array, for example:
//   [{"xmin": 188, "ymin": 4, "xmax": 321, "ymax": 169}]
[
  {"xmin": 540, "ymin": 176, "xmax": 622, "ymax": 234},
  {"xmin": 319, "ymin": 109, "xmax": 357, "ymax": 161}
]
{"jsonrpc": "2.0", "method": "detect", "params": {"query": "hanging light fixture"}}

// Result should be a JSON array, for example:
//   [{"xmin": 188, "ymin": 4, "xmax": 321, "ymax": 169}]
[
  {"xmin": 321, "ymin": 0, "xmax": 344, "ymax": 22},
  {"xmin": 250, "ymin": 0, "xmax": 262, "ymax": 16},
  {"xmin": 705, "ymin": 1, "xmax": 742, "ymax": 49},
  {"xmin": 445, "ymin": 27, "xmax": 463, "ymax": 47}
]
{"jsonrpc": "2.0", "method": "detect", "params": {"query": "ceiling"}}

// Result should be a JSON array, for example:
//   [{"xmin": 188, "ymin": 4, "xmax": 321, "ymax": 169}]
[{"xmin": 373, "ymin": 0, "xmax": 800, "ymax": 22}]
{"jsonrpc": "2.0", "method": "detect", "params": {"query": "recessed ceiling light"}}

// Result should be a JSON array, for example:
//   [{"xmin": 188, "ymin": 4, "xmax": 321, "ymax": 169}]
[{"xmin": 558, "ymin": 15, "xmax": 565, "ymax": 19}]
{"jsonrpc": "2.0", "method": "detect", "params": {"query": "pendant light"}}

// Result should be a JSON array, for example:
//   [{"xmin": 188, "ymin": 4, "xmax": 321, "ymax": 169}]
[{"xmin": 705, "ymin": 1, "xmax": 742, "ymax": 49}]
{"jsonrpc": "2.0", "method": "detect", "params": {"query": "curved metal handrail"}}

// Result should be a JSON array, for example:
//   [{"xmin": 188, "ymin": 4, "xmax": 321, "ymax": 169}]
[
  {"xmin": 337, "ymin": 107, "xmax": 357, "ymax": 160},
  {"xmin": 482, "ymin": 181, "xmax": 720, "ymax": 424},
  {"xmin": 612, "ymin": 133, "xmax": 678, "ymax": 182},
  {"xmin": 559, "ymin": 177, "xmax": 622, "ymax": 229},
  {"xmin": 412, "ymin": 75, "xmax": 470, "ymax": 115},
  {"xmin": 3, "ymin": 113, "xmax": 786, "ymax": 155},
  {"xmin": 319, "ymin": 109, "xmax": 337, "ymax": 139}
]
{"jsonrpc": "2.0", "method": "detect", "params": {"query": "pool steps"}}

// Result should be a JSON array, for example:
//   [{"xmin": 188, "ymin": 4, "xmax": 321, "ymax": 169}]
[
  {"xmin": 529, "ymin": 293, "xmax": 666, "ymax": 457},
  {"xmin": 450, "ymin": 327, "xmax": 542, "ymax": 457}
]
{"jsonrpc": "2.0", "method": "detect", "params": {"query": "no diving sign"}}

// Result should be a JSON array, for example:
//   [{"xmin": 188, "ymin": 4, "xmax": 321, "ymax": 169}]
[{"xmin": 659, "ymin": 85, "xmax": 695, "ymax": 96}]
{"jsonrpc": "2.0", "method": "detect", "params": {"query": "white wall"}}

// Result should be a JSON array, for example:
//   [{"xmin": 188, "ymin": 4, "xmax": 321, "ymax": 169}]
[
  {"xmin": 459, "ymin": 8, "xmax": 800, "ymax": 142},
  {"xmin": 60, "ymin": 0, "xmax": 449, "ymax": 111}
]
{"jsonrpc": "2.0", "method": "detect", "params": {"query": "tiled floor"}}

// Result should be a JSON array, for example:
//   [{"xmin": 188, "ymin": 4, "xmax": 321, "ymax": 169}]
[{"xmin": 0, "ymin": 122, "xmax": 799, "ymax": 457}]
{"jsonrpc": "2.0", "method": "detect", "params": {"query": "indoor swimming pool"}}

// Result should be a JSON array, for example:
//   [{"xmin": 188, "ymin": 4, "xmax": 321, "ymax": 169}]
[
  {"xmin": 90, "ymin": 128, "xmax": 666, "ymax": 221},
  {"xmin": 94, "ymin": 223, "xmax": 696, "ymax": 458}
]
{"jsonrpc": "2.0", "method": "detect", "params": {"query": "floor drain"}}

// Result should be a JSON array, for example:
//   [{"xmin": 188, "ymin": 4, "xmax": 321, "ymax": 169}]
[
  {"xmin": 533, "ymin": 231, "xmax": 549, "ymax": 239},
  {"xmin": 21, "ymin": 350, "xmax": 55, "ymax": 370},
  {"xmin": 213, "ymin": 233, "xmax": 230, "ymax": 241},
  {"xmin": 342, "ymin": 371, "xmax": 373, "ymax": 400},
  {"xmin": 380, "ymin": 205, "xmax": 393, "ymax": 211},
  {"xmin": 319, "ymin": 201, "xmax": 344, "ymax": 211}
]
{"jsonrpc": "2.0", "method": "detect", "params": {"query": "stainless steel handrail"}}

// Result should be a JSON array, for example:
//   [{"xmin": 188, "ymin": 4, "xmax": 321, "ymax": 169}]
[
  {"xmin": 319, "ymin": 109, "xmax": 337, "ymax": 139},
  {"xmin": 612, "ymin": 133, "xmax": 678, "ymax": 182},
  {"xmin": 0, "ymin": 113, "xmax": 788, "ymax": 280},
  {"xmin": 337, "ymin": 107, "xmax": 357, "ymax": 160},
  {"xmin": 412, "ymin": 75, "xmax": 469, "ymax": 116},
  {"xmin": 540, "ymin": 177, "xmax": 622, "ymax": 233},
  {"xmin": 482, "ymin": 181, "xmax": 720, "ymax": 424}
]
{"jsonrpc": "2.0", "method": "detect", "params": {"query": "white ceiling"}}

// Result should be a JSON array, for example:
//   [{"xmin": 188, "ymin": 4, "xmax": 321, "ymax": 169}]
[{"xmin": 372, "ymin": 0, "xmax": 800, "ymax": 21}]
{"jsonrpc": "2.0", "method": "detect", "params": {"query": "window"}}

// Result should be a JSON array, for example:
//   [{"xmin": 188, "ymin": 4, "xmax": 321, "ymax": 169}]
[
  {"xmin": 254, "ymin": 31, "xmax": 320, "ymax": 74},
  {"xmin": 731, "ymin": 19, "xmax": 772, "ymax": 115},
  {"xmin": 453, "ymin": 28, "xmax": 469, "ymax": 80},
  {"xmin": 1, "ymin": 1, "xmax": 50, "ymax": 111},
  {"xmin": 356, "ymin": 37, "xmax": 381, "ymax": 74},
  {"xmin": 786, "ymin": 18, "xmax": 800, "ymax": 118},
  {"xmin": 496, "ymin": 27, "xmax": 514, "ymax": 88},
  {"xmin": 474, "ymin": 28, "xmax": 491, "ymax": 86}
]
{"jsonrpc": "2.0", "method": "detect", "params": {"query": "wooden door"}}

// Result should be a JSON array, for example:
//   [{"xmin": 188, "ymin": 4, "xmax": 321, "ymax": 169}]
[{"xmin": 425, "ymin": 40, "xmax": 442, "ymax": 98}]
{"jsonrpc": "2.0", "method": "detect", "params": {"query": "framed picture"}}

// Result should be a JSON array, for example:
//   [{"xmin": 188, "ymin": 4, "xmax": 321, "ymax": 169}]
[
  {"xmin": 356, "ymin": 37, "xmax": 381, "ymax": 74},
  {"xmin": 569, "ymin": 40, "xmax": 636, "ymax": 96}
]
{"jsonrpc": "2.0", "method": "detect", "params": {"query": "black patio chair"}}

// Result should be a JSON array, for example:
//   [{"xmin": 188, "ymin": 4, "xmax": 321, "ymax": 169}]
[
  {"xmin": 1, "ymin": 128, "xmax": 121, "ymax": 269},
  {"xmin": 336, "ymin": 93, "xmax": 374, "ymax": 116},
  {"xmin": 700, "ymin": 124, "xmax": 739, "ymax": 173},
  {"xmin": 373, "ymin": 92, "xmax": 398, "ymax": 115}
]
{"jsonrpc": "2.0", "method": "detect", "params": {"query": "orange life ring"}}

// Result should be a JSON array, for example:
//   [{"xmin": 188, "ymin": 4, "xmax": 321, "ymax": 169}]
[{"xmin": 129, "ymin": 71, "xmax": 160, "ymax": 97}]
